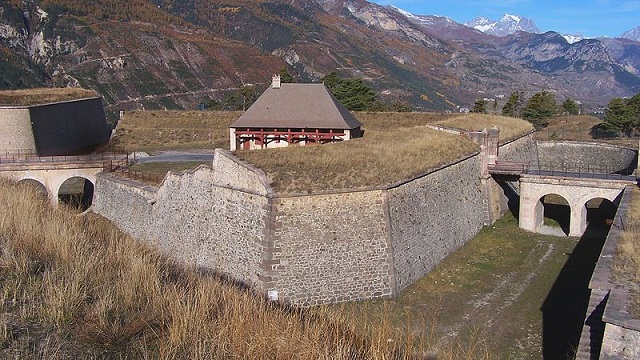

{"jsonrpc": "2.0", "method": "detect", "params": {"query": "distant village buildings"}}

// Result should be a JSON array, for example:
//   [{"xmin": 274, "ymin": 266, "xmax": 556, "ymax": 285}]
[{"xmin": 229, "ymin": 75, "xmax": 362, "ymax": 151}]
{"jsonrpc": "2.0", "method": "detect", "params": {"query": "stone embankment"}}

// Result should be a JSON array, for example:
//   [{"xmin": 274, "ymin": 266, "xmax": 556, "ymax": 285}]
[{"xmin": 537, "ymin": 141, "xmax": 636, "ymax": 173}]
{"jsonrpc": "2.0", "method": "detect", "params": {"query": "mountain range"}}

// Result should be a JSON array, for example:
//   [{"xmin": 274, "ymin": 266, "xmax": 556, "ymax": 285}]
[{"xmin": 1, "ymin": 0, "xmax": 639, "ymax": 119}]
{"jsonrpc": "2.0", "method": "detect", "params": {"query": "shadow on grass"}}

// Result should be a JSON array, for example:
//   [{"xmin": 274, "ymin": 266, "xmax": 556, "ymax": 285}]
[{"xmin": 540, "ymin": 225, "xmax": 609, "ymax": 359}]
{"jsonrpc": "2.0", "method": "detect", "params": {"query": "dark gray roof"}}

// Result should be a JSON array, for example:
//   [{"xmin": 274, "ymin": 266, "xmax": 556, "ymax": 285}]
[{"xmin": 230, "ymin": 83, "xmax": 362, "ymax": 130}]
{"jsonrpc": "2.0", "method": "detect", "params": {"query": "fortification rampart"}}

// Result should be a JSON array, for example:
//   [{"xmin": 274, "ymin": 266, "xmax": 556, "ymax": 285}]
[
  {"xmin": 93, "ymin": 151, "xmax": 271, "ymax": 288},
  {"xmin": 0, "ymin": 97, "xmax": 111, "ymax": 155},
  {"xmin": 93, "ymin": 133, "xmax": 538, "ymax": 306},
  {"xmin": 269, "ymin": 190, "xmax": 393, "ymax": 305},
  {"xmin": 537, "ymin": 141, "xmax": 636, "ymax": 173},
  {"xmin": 388, "ymin": 155, "xmax": 485, "ymax": 290},
  {"xmin": 578, "ymin": 186, "xmax": 640, "ymax": 358},
  {"xmin": 0, "ymin": 108, "xmax": 35, "ymax": 151}
]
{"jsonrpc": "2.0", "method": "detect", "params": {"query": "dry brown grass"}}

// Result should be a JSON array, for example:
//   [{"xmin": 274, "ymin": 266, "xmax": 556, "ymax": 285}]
[
  {"xmin": 114, "ymin": 110, "xmax": 455, "ymax": 152},
  {"xmin": 435, "ymin": 114, "xmax": 535, "ymax": 143},
  {"xmin": 613, "ymin": 187, "xmax": 640, "ymax": 316},
  {"xmin": 535, "ymin": 115, "xmax": 602, "ymax": 142},
  {"xmin": 236, "ymin": 116, "xmax": 479, "ymax": 193},
  {"xmin": 0, "ymin": 88, "xmax": 98, "ymax": 106},
  {"xmin": 0, "ymin": 179, "xmax": 492, "ymax": 359},
  {"xmin": 536, "ymin": 115, "xmax": 640, "ymax": 148},
  {"xmin": 114, "ymin": 111, "xmax": 478, "ymax": 192},
  {"xmin": 114, "ymin": 110, "xmax": 242, "ymax": 151}
]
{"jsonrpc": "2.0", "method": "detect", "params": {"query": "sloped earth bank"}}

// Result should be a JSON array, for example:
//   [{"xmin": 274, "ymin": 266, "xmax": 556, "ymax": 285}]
[{"xmin": 337, "ymin": 214, "xmax": 608, "ymax": 358}]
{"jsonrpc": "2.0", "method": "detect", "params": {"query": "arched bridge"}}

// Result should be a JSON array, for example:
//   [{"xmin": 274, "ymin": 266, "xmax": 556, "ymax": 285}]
[
  {"xmin": 489, "ymin": 161, "xmax": 636, "ymax": 237},
  {"xmin": 0, "ymin": 148, "xmax": 128, "ymax": 208}
]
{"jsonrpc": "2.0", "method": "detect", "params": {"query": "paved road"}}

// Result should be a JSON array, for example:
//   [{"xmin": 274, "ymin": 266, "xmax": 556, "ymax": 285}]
[{"xmin": 135, "ymin": 151, "xmax": 215, "ymax": 164}]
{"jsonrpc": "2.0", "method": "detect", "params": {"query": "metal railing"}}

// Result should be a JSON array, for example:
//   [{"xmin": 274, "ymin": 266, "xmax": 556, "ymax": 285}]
[
  {"xmin": 525, "ymin": 167, "xmax": 636, "ymax": 182},
  {"xmin": 104, "ymin": 162, "xmax": 163, "ymax": 185},
  {"xmin": 489, "ymin": 161, "xmax": 637, "ymax": 182},
  {"xmin": 0, "ymin": 145, "xmax": 129, "ymax": 165}
]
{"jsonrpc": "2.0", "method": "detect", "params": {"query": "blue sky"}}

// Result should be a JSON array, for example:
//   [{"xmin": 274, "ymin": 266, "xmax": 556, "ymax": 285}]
[{"xmin": 371, "ymin": 0, "xmax": 640, "ymax": 38}]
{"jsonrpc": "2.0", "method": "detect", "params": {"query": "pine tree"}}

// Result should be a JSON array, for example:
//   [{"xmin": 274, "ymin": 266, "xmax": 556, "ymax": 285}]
[
  {"xmin": 522, "ymin": 90, "xmax": 557, "ymax": 129},
  {"xmin": 322, "ymin": 72, "xmax": 378, "ymax": 111},
  {"xmin": 471, "ymin": 99, "xmax": 487, "ymax": 113},
  {"xmin": 501, "ymin": 91, "xmax": 524, "ymax": 118},
  {"xmin": 602, "ymin": 97, "xmax": 637, "ymax": 136},
  {"xmin": 562, "ymin": 98, "xmax": 580, "ymax": 115}
]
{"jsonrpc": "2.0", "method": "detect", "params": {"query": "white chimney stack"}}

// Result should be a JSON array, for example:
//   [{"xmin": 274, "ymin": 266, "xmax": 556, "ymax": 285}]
[{"xmin": 272, "ymin": 74, "xmax": 281, "ymax": 89}]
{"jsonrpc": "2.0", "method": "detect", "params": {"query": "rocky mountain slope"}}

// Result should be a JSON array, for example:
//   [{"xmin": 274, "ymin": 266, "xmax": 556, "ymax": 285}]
[
  {"xmin": 622, "ymin": 26, "xmax": 640, "ymax": 42},
  {"xmin": 1, "ymin": 0, "xmax": 639, "ymax": 120}
]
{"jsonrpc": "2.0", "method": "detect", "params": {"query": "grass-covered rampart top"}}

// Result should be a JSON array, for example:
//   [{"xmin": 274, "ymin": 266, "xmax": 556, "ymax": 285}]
[
  {"xmin": 0, "ymin": 88, "xmax": 99, "ymax": 106},
  {"xmin": 114, "ymin": 111, "xmax": 542, "ymax": 192},
  {"xmin": 236, "ymin": 113, "xmax": 480, "ymax": 193},
  {"xmin": 435, "ymin": 114, "xmax": 535, "ymax": 143},
  {"xmin": 114, "ymin": 110, "xmax": 243, "ymax": 151},
  {"xmin": 0, "ymin": 179, "xmax": 421, "ymax": 358}
]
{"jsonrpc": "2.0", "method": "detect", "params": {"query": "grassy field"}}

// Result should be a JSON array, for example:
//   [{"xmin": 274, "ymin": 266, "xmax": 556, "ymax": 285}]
[
  {"xmin": 114, "ymin": 111, "xmax": 487, "ymax": 192},
  {"xmin": 129, "ymin": 161, "xmax": 208, "ymax": 179},
  {"xmin": 2, "ymin": 179, "xmax": 446, "ymax": 359},
  {"xmin": 113, "ymin": 110, "xmax": 242, "ymax": 151},
  {"xmin": 536, "ymin": 115, "xmax": 639, "ymax": 148},
  {"xmin": 436, "ymin": 114, "xmax": 535, "ymax": 143},
  {"xmin": 0, "ymin": 88, "xmax": 98, "ymax": 106},
  {"xmin": 334, "ymin": 214, "xmax": 606, "ymax": 359}
]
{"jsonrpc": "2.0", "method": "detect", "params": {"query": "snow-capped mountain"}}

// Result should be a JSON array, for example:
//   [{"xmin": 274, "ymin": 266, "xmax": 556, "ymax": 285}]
[
  {"xmin": 465, "ymin": 14, "xmax": 540, "ymax": 37},
  {"xmin": 563, "ymin": 34, "xmax": 586, "ymax": 44},
  {"xmin": 621, "ymin": 26, "xmax": 640, "ymax": 42}
]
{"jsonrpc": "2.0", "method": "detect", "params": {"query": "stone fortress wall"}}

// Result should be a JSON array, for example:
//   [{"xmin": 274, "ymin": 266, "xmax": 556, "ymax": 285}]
[
  {"xmin": 537, "ymin": 141, "xmax": 636, "ymax": 173},
  {"xmin": 0, "ymin": 97, "xmax": 111, "ymax": 155},
  {"xmin": 93, "ymin": 132, "xmax": 545, "ymax": 306},
  {"xmin": 0, "ymin": 108, "xmax": 36, "ymax": 152}
]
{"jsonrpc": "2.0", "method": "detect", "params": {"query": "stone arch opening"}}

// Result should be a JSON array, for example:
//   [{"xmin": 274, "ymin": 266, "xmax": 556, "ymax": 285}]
[
  {"xmin": 585, "ymin": 198, "xmax": 617, "ymax": 232},
  {"xmin": 17, "ymin": 178, "xmax": 48, "ymax": 199},
  {"xmin": 58, "ymin": 177, "xmax": 94, "ymax": 211},
  {"xmin": 539, "ymin": 193, "xmax": 571, "ymax": 236}
]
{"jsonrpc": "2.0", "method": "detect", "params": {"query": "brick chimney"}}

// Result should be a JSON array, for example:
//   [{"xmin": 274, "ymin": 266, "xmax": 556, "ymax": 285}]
[{"xmin": 272, "ymin": 74, "xmax": 281, "ymax": 89}]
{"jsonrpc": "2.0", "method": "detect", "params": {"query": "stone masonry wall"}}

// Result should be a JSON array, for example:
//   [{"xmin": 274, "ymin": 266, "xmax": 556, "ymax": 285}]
[
  {"xmin": 92, "ymin": 175, "xmax": 155, "ymax": 240},
  {"xmin": 270, "ymin": 190, "xmax": 393, "ymax": 306},
  {"xmin": 498, "ymin": 132, "xmax": 539, "ymax": 166},
  {"xmin": 388, "ymin": 155, "xmax": 486, "ymax": 291},
  {"xmin": 93, "ymin": 134, "xmax": 543, "ymax": 306},
  {"xmin": 93, "ymin": 149, "xmax": 271, "ymax": 288},
  {"xmin": 0, "ymin": 108, "xmax": 36, "ymax": 152},
  {"xmin": 537, "ymin": 141, "xmax": 636, "ymax": 173}
]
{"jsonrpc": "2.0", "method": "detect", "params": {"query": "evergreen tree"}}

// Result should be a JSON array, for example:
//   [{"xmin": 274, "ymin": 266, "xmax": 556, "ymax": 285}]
[
  {"xmin": 562, "ymin": 98, "xmax": 579, "ymax": 115},
  {"xmin": 522, "ymin": 90, "xmax": 557, "ymax": 129},
  {"xmin": 279, "ymin": 68, "xmax": 294, "ymax": 83},
  {"xmin": 501, "ymin": 91, "xmax": 524, "ymax": 118},
  {"xmin": 602, "ymin": 97, "xmax": 637, "ymax": 136},
  {"xmin": 321, "ymin": 72, "xmax": 378, "ymax": 111},
  {"xmin": 471, "ymin": 99, "xmax": 488, "ymax": 113}
]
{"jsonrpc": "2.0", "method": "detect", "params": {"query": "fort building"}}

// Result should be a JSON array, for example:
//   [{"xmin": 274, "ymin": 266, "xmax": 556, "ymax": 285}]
[
  {"xmin": 229, "ymin": 75, "xmax": 362, "ymax": 150},
  {"xmin": 0, "ymin": 88, "xmax": 111, "ymax": 156}
]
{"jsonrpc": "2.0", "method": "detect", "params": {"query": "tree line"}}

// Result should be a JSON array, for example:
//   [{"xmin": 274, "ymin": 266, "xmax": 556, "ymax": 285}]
[
  {"xmin": 473, "ymin": 90, "xmax": 640, "ymax": 137},
  {"xmin": 472, "ymin": 91, "xmax": 580, "ymax": 129}
]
